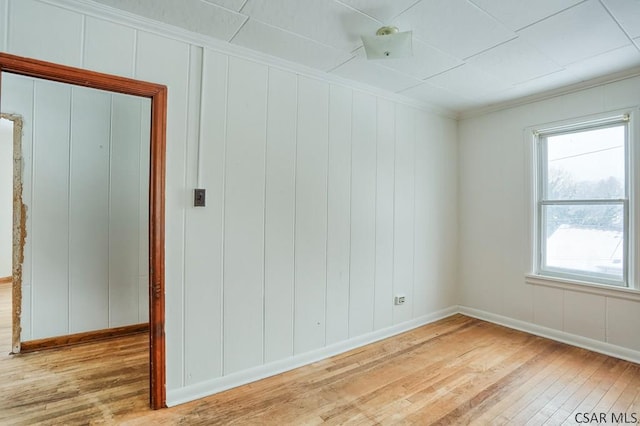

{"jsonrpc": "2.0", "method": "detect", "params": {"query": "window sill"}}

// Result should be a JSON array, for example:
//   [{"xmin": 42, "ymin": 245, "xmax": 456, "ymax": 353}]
[{"xmin": 525, "ymin": 274, "xmax": 640, "ymax": 302}]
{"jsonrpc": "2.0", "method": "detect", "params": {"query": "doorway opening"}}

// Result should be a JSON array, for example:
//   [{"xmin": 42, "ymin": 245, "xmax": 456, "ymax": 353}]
[
  {"xmin": 0, "ymin": 114, "xmax": 22, "ymax": 355},
  {"xmin": 0, "ymin": 52, "xmax": 167, "ymax": 409}
]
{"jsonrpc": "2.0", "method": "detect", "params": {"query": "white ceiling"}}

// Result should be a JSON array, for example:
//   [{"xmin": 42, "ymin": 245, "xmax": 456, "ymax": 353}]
[{"xmin": 90, "ymin": 0, "xmax": 640, "ymax": 114}]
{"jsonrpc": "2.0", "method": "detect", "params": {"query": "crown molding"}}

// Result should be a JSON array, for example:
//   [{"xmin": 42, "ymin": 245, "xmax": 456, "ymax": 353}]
[{"xmin": 38, "ymin": 0, "xmax": 458, "ymax": 119}]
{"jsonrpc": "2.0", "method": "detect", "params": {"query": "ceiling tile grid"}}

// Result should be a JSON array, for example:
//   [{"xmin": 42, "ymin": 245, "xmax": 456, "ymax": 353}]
[
  {"xmin": 516, "ymin": 0, "xmax": 632, "ymax": 66},
  {"xmin": 467, "ymin": 0, "xmax": 585, "ymax": 31},
  {"xmin": 330, "ymin": 56, "xmax": 423, "ymax": 93},
  {"xmin": 92, "ymin": 0, "xmax": 247, "ymax": 40},
  {"xmin": 240, "ymin": 0, "xmax": 381, "ymax": 51},
  {"xmin": 601, "ymin": 0, "xmax": 640, "ymax": 39},
  {"xmin": 399, "ymin": 81, "xmax": 478, "ymax": 111},
  {"xmin": 232, "ymin": 19, "xmax": 355, "ymax": 71},
  {"xmin": 89, "ymin": 0, "xmax": 640, "ymax": 114},
  {"xmin": 202, "ymin": 0, "xmax": 247, "ymax": 13},
  {"xmin": 334, "ymin": 0, "xmax": 419, "ymax": 23},
  {"xmin": 391, "ymin": 0, "xmax": 518, "ymax": 59}
]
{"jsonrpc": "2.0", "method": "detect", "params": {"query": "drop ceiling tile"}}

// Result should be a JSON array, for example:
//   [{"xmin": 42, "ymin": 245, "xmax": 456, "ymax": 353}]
[
  {"xmin": 242, "ymin": 0, "xmax": 380, "ymax": 50},
  {"xmin": 353, "ymin": 38, "xmax": 462, "ymax": 80},
  {"xmin": 392, "ymin": 0, "xmax": 516, "ymax": 59},
  {"xmin": 602, "ymin": 0, "xmax": 640, "ymax": 38},
  {"xmin": 330, "ymin": 57, "xmax": 422, "ymax": 93},
  {"xmin": 232, "ymin": 20, "xmax": 354, "ymax": 71},
  {"xmin": 337, "ymin": 0, "xmax": 420, "ymax": 23},
  {"xmin": 468, "ymin": 0, "xmax": 584, "ymax": 31},
  {"xmin": 202, "ymin": 0, "xmax": 247, "ymax": 12},
  {"xmin": 425, "ymin": 63, "xmax": 512, "ymax": 99},
  {"xmin": 91, "ymin": 0, "xmax": 247, "ymax": 40},
  {"xmin": 467, "ymin": 38, "xmax": 563, "ymax": 85},
  {"xmin": 500, "ymin": 69, "xmax": 584, "ymax": 99},
  {"xmin": 469, "ymin": 69, "xmax": 582, "ymax": 111},
  {"xmin": 518, "ymin": 0, "xmax": 630, "ymax": 66},
  {"xmin": 399, "ymin": 81, "xmax": 476, "ymax": 112},
  {"xmin": 565, "ymin": 44, "xmax": 640, "ymax": 80}
]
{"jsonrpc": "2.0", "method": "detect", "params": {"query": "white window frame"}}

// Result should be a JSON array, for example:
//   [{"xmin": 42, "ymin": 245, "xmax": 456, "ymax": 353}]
[{"xmin": 525, "ymin": 108, "xmax": 640, "ymax": 297}]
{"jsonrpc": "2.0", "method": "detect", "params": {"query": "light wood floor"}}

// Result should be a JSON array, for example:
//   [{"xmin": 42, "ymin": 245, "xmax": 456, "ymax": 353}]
[
  {"xmin": 0, "ymin": 281, "xmax": 11, "ymax": 355},
  {"xmin": 1, "ymin": 283, "xmax": 638, "ymax": 425}
]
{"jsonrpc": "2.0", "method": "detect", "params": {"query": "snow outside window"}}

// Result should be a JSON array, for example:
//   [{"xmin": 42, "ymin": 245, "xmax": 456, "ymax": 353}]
[{"xmin": 535, "ymin": 116, "xmax": 631, "ymax": 287}]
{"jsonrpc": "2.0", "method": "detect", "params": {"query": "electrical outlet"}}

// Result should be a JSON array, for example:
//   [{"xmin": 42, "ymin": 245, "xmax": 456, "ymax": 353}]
[{"xmin": 394, "ymin": 295, "xmax": 406, "ymax": 305}]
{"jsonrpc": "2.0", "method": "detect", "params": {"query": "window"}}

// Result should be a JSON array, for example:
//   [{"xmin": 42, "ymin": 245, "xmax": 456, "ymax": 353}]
[{"xmin": 534, "ymin": 114, "xmax": 633, "ymax": 288}]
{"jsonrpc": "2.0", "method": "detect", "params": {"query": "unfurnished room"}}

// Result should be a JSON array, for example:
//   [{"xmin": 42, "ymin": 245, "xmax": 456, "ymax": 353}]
[{"xmin": 0, "ymin": 0, "xmax": 639, "ymax": 424}]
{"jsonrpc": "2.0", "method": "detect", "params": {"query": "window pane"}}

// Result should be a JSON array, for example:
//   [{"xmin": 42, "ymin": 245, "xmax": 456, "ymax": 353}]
[
  {"xmin": 543, "ymin": 204, "xmax": 624, "ymax": 281},
  {"xmin": 545, "ymin": 125, "xmax": 625, "ymax": 200}
]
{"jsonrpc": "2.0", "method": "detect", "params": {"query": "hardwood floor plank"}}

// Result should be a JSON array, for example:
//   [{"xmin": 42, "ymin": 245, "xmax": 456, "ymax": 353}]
[
  {"xmin": 543, "ymin": 356, "xmax": 621, "ymax": 425},
  {"xmin": 1, "ymin": 304, "xmax": 639, "ymax": 425},
  {"xmin": 482, "ymin": 343, "xmax": 579, "ymax": 424}
]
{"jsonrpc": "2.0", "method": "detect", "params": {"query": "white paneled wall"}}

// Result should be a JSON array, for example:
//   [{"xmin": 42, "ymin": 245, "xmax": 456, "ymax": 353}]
[
  {"xmin": 0, "ymin": 118, "xmax": 11, "ymax": 278},
  {"xmin": 1, "ymin": 73, "xmax": 150, "ymax": 340},
  {"xmin": 264, "ymin": 67, "xmax": 297, "ymax": 362},
  {"xmin": 374, "ymin": 99, "xmax": 396, "ymax": 330},
  {"xmin": 294, "ymin": 76, "xmax": 330, "ymax": 355},
  {"xmin": 349, "ymin": 92, "xmax": 377, "ymax": 337},
  {"xmin": 326, "ymin": 84, "xmax": 352, "ymax": 345},
  {"xmin": 393, "ymin": 105, "xmax": 416, "ymax": 324},
  {"xmin": 2, "ymin": 0, "xmax": 459, "ymax": 404},
  {"xmin": 459, "ymin": 75, "xmax": 640, "ymax": 354},
  {"xmin": 223, "ymin": 57, "xmax": 268, "ymax": 374}
]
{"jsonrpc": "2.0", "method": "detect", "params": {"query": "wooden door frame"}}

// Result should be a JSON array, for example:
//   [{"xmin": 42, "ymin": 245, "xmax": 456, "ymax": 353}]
[{"xmin": 0, "ymin": 52, "xmax": 167, "ymax": 409}]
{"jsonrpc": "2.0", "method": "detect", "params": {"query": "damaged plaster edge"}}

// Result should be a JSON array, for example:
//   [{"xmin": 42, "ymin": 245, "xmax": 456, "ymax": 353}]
[{"xmin": 1, "ymin": 112, "xmax": 24, "ymax": 354}]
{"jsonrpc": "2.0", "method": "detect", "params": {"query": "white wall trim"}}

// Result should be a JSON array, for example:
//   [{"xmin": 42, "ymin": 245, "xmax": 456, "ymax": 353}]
[
  {"xmin": 458, "ymin": 305, "xmax": 640, "ymax": 365},
  {"xmin": 525, "ymin": 274, "xmax": 640, "ymax": 302},
  {"xmin": 36, "ymin": 0, "xmax": 456, "ymax": 119},
  {"xmin": 167, "ymin": 306, "xmax": 458, "ymax": 407},
  {"xmin": 168, "ymin": 303, "xmax": 640, "ymax": 407}
]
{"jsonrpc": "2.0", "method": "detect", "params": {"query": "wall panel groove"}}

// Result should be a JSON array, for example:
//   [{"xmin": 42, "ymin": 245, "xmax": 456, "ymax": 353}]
[{"xmin": 3, "ymin": 0, "xmax": 461, "ymax": 406}]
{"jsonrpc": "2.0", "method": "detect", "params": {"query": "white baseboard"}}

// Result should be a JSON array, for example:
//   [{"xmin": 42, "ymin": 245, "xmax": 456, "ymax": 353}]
[
  {"xmin": 458, "ymin": 305, "xmax": 640, "ymax": 365},
  {"xmin": 166, "ymin": 306, "xmax": 458, "ymax": 407},
  {"xmin": 168, "ymin": 305, "xmax": 640, "ymax": 407}
]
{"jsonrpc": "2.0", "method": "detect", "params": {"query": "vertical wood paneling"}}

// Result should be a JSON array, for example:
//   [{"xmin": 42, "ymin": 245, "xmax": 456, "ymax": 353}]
[
  {"xmin": 83, "ymin": 16, "xmax": 135, "ymax": 77},
  {"xmin": 31, "ymin": 80, "xmax": 71, "ymax": 339},
  {"xmin": 110, "ymin": 94, "xmax": 142, "ymax": 327},
  {"xmin": 8, "ymin": 0, "xmax": 82, "ymax": 67},
  {"xmin": 326, "ymin": 84, "xmax": 352, "ymax": 345},
  {"xmin": 138, "ymin": 100, "xmax": 150, "ymax": 323},
  {"xmin": 563, "ymin": 292, "xmax": 606, "ymax": 341},
  {"xmin": 606, "ymin": 298, "xmax": 640, "ymax": 351},
  {"xmin": 264, "ymin": 67, "xmax": 297, "ymax": 363},
  {"xmin": 532, "ymin": 285, "xmax": 564, "ymax": 330},
  {"xmin": 393, "ymin": 105, "xmax": 415, "ymax": 325},
  {"xmin": 374, "ymin": 98, "xmax": 395, "ymax": 330},
  {"xmin": 412, "ymin": 115, "xmax": 437, "ymax": 317},
  {"xmin": 184, "ymin": 48, "xmax": 224, "ymax": 383},
  {"xmin": 68, "ymin": 86, "xmax": 111, "ymax": 333},
  {"xmin": 135, "ymin": 30, "xmax": 191, "ymax": 389},
  {"xmin": 0, "ymin": 0, "xmax": 7, "ymax": 52},
  {"xmin": 349, "ymin": 91, "xmax": 377, "ymax": 337},
  {"xmin": 0, "ymin": 119, "xmax": 11, "ymax": 278},
  {"xmin": 223, "ymin": 57, "xmax": 267, "ymax": 374},
  {"xmin": 294, "ymin": 76, "xmax": 329, "ymax": 355},
  {"xmin": 4, "ymin": 74, "xmax": 149, "ymax": 340}
]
